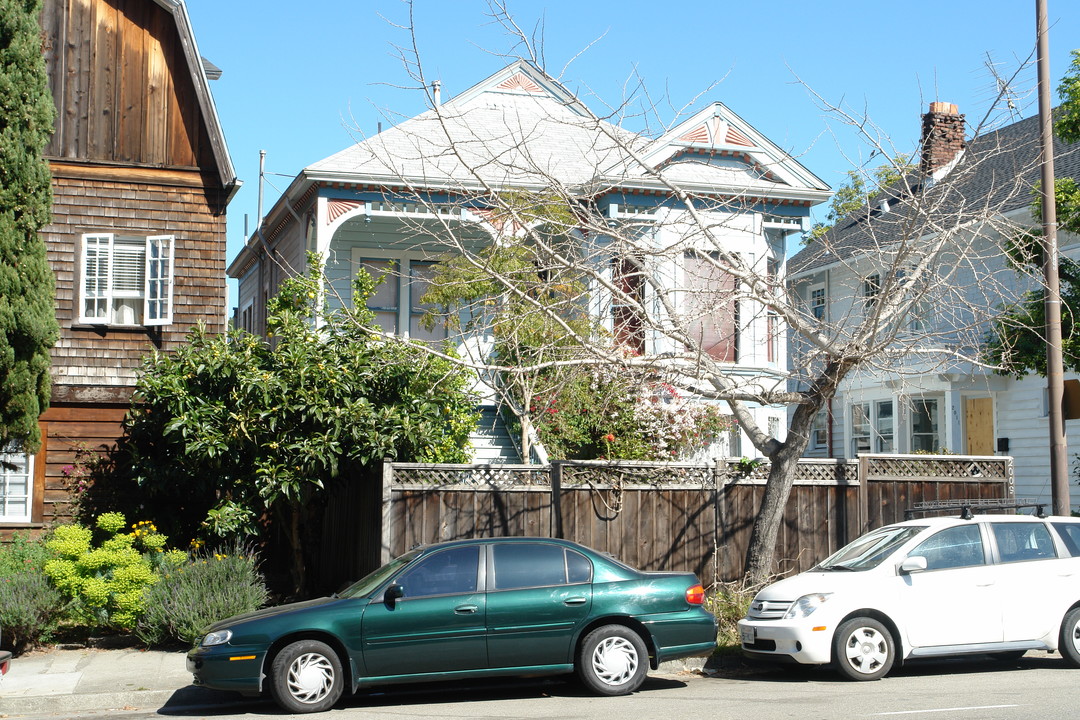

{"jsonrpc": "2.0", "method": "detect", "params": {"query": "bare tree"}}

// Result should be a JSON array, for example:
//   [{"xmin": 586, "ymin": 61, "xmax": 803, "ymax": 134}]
[{"xmin": 298, "ymin": 2, "xmax": 1068, "ymax": 582}]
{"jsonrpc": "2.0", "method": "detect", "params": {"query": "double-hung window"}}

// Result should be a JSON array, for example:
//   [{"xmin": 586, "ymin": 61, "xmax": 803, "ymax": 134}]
[
  {"xmin": 810, "ymin": 286, "xmax": 825, "ymax": 321},
  {"xmin": 851, "ymin": 400, "xmax": 894, "ymax": 455},
  {"xmin": 910, "ymin": 398, "xmax": 941, "ymax": 452},
  {"xmin": 863, "ymin": 274, "xmax": 880, "ymax": 316},
  {"xmin": 0, "ymin": 443, "xmax": 32, "ymax": 524},
  {"xmin": 80, "ymin": 234, "xmax": 174, "ymax": 326}
]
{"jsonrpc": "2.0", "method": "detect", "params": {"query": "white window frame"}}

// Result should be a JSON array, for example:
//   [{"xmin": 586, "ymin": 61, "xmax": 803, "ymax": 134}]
[
  {"xmin": 910, "ymin": 397, "xmax": 941, "ymax": 453},
  {"xmin": 811, "ymin": 408, "xmax": 828, "ymax": 450},
  {"xmin": 851, "ymin": 400, "xmax": 894, "ymax": 455},
  {"xmin": 810, "ymin": 285, "xmax": 826, "ymax": 321},
  {"xmin": 863, "ymin": 273, "xmax": 880, "ymax": 316},
  {"xmin": 79, "ymin": 233, "xmax": 174, "ymax": 326},
  {"xmin": 0, "ymin": 443, "xmax": 33, "ymax": 524}
]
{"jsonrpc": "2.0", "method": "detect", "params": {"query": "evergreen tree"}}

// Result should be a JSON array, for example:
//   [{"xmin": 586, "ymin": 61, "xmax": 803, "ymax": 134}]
[{"xmin": 0, "ymin": 0, "xmax": 59, "ymax": 452}]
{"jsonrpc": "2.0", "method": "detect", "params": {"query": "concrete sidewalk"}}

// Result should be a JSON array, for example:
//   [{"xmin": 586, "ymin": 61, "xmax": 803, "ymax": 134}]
[{"xmin": 0, "ymin": 646, "xmax": 249, "ymax": 717}]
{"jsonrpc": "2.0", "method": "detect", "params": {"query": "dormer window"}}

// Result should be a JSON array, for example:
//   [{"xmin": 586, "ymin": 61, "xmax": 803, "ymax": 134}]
[{"xmin": 79, "ymin": 233, "xmax": 174, "ymax": 326}]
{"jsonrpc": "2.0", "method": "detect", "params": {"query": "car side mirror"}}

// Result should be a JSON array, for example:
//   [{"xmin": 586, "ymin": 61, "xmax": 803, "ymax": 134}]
[
  {"xmin": 384, "ymin": 584, "xmax": 405, "ymax": 608},
  {"xmin": 900, "ymin": 556, "xmax": 928, "ymax": 574}
]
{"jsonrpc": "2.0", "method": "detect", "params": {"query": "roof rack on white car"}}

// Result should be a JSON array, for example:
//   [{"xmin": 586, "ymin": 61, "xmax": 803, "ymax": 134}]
[{"xmin": 903, "ymin": 498, "xmax": 1046, "ymax": 521}]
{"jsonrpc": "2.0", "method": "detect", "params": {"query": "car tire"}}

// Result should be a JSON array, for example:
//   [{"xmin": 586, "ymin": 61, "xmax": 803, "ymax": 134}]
[
  {"xmin": 268, "ymin": 639, "xmax": 344, "ymax": 713},
  {"xmin": 832, "ymin": 617, "xmax": 894, "ymax": 681},
  {"xmin": 577, "ymin": 624, "xmax": 649, "ymax": 695},
  {"xmin": 1059, "ymin": 606, "xmax": 1080, "ymax": 667}
]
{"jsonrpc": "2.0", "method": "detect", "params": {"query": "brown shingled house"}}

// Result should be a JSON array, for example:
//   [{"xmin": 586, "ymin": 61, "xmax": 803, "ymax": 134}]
[{"xmin": 0, "ymin": 0, "xmax": 238, "ymax": 535}]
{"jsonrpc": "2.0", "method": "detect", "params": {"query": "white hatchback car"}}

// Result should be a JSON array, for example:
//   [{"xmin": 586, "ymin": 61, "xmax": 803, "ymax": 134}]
[{"xmin": 738, "ymin": 512, "xmax": 1080, "ymax": 680}]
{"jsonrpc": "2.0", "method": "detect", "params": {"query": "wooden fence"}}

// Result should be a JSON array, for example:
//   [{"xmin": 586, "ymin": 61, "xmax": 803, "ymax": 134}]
[{"xmin": 380, "ymin": 455, "xmax": 1014, "ymax": 585}]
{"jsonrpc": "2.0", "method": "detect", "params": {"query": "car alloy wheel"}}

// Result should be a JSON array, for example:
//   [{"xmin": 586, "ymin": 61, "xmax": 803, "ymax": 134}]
[
  {"xmin": 269, "ymin": 640, "xmax": 344, "ymax": 713},
  {"xmin": 578, "ymin": 624, "xmax": 648, "ymax": 695},
  {"xmin": 833, "ymin": 617, "xmax": 894, "ymax": 681}
]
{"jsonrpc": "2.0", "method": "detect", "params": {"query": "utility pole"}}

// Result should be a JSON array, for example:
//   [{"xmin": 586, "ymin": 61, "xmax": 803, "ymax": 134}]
[{"xmin": 1037, "ymin": 0, "xmax": 1071, "ymax": 514}]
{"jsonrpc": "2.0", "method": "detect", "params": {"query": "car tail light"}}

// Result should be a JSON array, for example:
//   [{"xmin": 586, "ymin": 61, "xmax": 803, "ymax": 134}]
[
  {"xmin": 685, "ymin": 583, "xmax": 706, "ymax": 605},
  {"xmin": 0, "ymin": 657, "xmax": 8, "ymax": 676}
]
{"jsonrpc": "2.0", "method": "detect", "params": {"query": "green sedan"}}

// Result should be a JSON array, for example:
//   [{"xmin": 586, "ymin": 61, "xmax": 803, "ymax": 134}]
[{"xmin": 187, "ymin": 537, "xmax": 717, "ymax": 713}]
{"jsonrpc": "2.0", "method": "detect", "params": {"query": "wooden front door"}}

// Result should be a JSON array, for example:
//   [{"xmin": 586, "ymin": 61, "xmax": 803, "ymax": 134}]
[{"xmin": 965, "ymin": 397, "xmax": 994, "ymax": 455}]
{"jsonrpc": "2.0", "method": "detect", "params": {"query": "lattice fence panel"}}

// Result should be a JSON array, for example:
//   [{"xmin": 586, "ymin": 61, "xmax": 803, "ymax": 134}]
[
  {"xmin": 392, "ymin": 464, "xmax": 550, "ymax": 486},
  {"xmin": 559, "ymin": 462, "xmax": 715, "ymax": 488}
]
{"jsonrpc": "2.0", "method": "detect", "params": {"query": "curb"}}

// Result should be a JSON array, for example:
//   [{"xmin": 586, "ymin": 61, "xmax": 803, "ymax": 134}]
[{"xmin": 0, "ymin": 686, "xmax": 254, "ymax": 717}]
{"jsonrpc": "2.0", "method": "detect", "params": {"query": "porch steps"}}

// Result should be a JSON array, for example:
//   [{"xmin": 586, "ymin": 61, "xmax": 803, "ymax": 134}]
[{"xmin": 468, "ymin": 405, "xmax": 520, "ymax": 463}]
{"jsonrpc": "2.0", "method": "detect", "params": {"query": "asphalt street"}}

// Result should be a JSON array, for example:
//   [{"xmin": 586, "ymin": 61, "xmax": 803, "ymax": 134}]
[{"xmin": 7, "ymin": 652, "xmax": 1080, "ymax": 720}]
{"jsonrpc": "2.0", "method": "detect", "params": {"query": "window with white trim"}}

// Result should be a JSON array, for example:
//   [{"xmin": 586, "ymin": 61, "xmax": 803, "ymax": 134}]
[
  {"xmin": 359, "ymin": 258, "xmax": 399, "ymax": 334},
  {"xmin": 80, "ymin": 233, "xmax": 174, "ymax": 325},
  {"xmin": 910, "ymin": 397, "xmax": 941, "ymax": 452},
  {"xmin": 0, "ymin": 443, "xmax": 32, "ymax": 523},
  {"xmin": 863, "ymin": 273, "xmax": 880, "ymax": 315},
  {"xmin": 851, "ymin": 400, "xmax": 894, "ymax": 455},
  {"xmin": 810, "ymin": 286, "xmax": 825, "ymax": 321},
  {"xmin": 811, "ymin": 408, "xmax": 828, "ymax": 450},
  {"xmin": 409, "ymin": 261, "xmax": 448, "ymax": 343}
]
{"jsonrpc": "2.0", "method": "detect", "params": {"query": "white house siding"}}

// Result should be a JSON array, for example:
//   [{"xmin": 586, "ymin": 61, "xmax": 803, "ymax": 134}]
[{"xmin": 995, "ymin": 373, "xmax": 1080, "ymax": 509}]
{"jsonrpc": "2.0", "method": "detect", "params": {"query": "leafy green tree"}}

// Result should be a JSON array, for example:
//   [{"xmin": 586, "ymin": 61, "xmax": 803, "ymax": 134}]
[
  {"xmin": 421, "ymin": 192, "xmax": 600, "ymax": 459},
  {"xmin": 983, "ymin": 50, "xmax": 1080, "ymax": 377},
  {"xmin": 90, "ymin": 258, "xmax": 478, "ymax": 595},
  {"xmin": 0, "ymin": 0, "xmax": 59, "ymax": 452},
  {"xmin": 1057, "ymin": 49, "xmax": 1080, "ymax": 144},
  {"xmin": 803, "ymin": 156, "xmax": 912, "ymax": 244}
]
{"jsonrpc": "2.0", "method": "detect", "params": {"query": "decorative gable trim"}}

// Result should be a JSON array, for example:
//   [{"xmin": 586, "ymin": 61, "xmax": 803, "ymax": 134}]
[
  {"xmin": 676, "ymin": 116, "xmax": 757, "ymax": 149},
  {"xmin": 495, "ymin": 72, "xmax": 544, "ymax": 94},
  {"xmin": 327, "ymin": 198, "xmax": 365, "ymax": 224}
]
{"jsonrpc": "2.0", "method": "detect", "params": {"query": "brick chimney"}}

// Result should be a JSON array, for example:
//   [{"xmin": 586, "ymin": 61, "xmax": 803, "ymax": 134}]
[{"xmin": 920, "ymin": 101, "xmax": 966, "ymax": 175}]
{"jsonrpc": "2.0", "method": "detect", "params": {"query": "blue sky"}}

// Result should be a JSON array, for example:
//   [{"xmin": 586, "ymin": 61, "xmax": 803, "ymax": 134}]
[{"xmin": 183, "ymin": 0, "xmax": 1079, "ymax": 302}]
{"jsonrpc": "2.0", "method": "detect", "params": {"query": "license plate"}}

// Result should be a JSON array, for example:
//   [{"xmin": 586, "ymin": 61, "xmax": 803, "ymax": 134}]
[{"xmin": 740, "ymin": 626, "xmax": 755, "ymax": 645}]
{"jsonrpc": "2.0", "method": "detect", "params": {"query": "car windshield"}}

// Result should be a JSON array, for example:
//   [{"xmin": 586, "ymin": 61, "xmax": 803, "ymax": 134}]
[
  {"xmin": 336, "ymin": 549, "xmax": 421, "ymax": 599},
  {"xmin": 814, "ymin": 525, "xmax": 926, "ymax": 571}
]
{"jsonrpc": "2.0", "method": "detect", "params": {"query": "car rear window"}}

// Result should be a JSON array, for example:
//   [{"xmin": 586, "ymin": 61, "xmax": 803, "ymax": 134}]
[
  {"xmin": 1053, "ymin": 522, "xmax": 1080, "ymax": 556},
  {"xmin": 992, "ymin": 522, "xmax": 1057, "ymax": 563},
  {"xmin": 493, "ymin": 543, "xmax": 592, "ymax": 589}
]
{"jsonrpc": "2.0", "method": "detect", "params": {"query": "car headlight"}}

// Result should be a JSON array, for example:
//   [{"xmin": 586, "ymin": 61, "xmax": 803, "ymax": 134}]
[
  {"xmin": 783, "ymin": 593, "xmax": 833, "ymax": 619},
  {"xmin": 202, "ymin": 629, "xmax": 233, "ymax": 647}
]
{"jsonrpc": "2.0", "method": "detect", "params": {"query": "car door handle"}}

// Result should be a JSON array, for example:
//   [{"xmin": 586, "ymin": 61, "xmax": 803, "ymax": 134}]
[
  {"xmin": 563, "ymin": 597, "xmax": 588, "ymax": 606},
  {"xmin": 454, "ymin": 604, "xmax": 479, "ymax": 614}
]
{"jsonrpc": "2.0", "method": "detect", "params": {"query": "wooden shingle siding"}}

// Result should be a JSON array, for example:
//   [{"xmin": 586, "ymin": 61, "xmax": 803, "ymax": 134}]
[
  {"xmin": 40, "ymin": 0, "xmax": 213, "ymax": 170},
  {"xmin": 44, "ymin": 170, "xmax": 226, "ymax": 388}
]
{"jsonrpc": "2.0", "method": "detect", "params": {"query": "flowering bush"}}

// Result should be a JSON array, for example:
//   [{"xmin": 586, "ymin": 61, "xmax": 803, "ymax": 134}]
[
  {"xmin": 136, "ymin": 544, "xmax": 268, "ymax": 646},
  {"xmin": 530, "ymin": 366, "xmax": 733, "ymax": 460},
  {"xmin": 43, "ymin": 514, "xmax": 175, "ymax": 630}
]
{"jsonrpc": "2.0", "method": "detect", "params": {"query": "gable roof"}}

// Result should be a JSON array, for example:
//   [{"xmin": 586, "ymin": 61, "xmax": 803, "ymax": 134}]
[
  {"xmin": 153, "ymin": 0, "xmax": 238, "ymax": 196},
  {"xmin": 789, "ymin": 112, "xmax": 1080, "ymax": 277},
  {"xmin": 305, "ymin": 61, "xmax": 828, "ymax": 204}
]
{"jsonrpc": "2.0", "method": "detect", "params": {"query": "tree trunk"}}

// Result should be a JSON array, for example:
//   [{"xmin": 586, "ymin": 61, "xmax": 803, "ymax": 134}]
[
  {"xmin": 744, "ymin": 445, "xmax": 802, "ymax": 584},
  {"xmin": 743, "ymin": 355, "xmax": 854, "ymax": 585},
  {"xmin": 287, "ymin": 502, "xmax": 307, "ymax": 597}
]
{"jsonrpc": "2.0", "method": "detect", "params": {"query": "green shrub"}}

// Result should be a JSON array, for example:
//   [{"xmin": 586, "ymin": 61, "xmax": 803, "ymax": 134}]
[
  {"xmin": 136, "ymin": 546, "xmax": 268, "ymax": 647},
  {"xmin": 0, "ymin": 533, "xmax": 65, "ymax": 653},
  {"xmin": 43, "ymin": 514, "xmax": 172, "ymax": 631},
  {"xmin": 705, "ymin": 581, "xmax": 757, "ymax": 653}
]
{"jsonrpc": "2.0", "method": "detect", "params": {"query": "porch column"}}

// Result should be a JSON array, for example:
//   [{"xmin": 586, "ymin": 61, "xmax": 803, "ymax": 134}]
[{"xmin": 944, "ymin": 390, "xmax": 963, "ymax": 453}]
